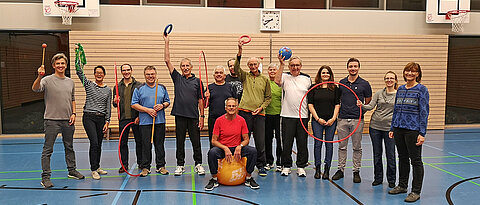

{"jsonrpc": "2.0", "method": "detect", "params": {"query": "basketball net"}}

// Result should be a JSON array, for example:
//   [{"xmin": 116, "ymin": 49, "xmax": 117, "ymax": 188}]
[
  {"xmin": 446, "ymin": 10, "xmax": 470, "ymax": 33},
  {"xmin": 54, "ymin": 1, "xmax": 79, "ymax": 25}
]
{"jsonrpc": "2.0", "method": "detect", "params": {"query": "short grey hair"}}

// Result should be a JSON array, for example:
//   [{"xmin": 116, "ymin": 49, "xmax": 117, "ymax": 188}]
[
  {"xmin": 224, "ymin": 97, "xmax": 238, "ymax": 107},
  {"xmin": 288, "ymin": 56, "xmax": 302, "ymax": 65},
  {"xmin": 51, "ymin": 53, "xmax": 68, "ymax": 65},
  {"xmin": 213, "ymin": 65, "xmax": 226, "ymax": 73}
]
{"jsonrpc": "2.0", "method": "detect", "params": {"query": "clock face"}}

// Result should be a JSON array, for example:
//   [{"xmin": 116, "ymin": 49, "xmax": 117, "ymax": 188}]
[{"xmin": 261, "ymin": 10, "xmax": 280, "ymax": 31}]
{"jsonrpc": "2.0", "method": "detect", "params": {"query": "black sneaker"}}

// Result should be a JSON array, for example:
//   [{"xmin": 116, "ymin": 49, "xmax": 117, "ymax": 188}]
[
  {"xmin": 245, "ymin": 178, "xmax": 260, "ymax": 189},
  {"xmin": 68, "ymin": 170, "xmax": 85, "ymax": 179},
  {"xmin": 353, "ymin": 172, "xmax": 361, "ymax": 183},
  {"xmin": 204, "ymin": 178, "xmax": 219, "ymax": 191},
  {"xmin": 41, "ymin": 177, "xmax": 54, "ymax": 188},
  {"xmin": 372, "ymin": 181, "xmax": 382, "ymax": 186},
  {"xmin": 331, "ymin": 170, "xmax": 344, "ymax": 180},
  {"xmin": 119, "ymin": 167, "xmax": 128, "ymax": 173}
]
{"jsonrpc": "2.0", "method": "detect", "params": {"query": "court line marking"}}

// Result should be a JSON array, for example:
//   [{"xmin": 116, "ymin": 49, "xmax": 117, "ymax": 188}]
[
  {"xmin": 446, "ymin": 176, "xmax": 480, "ymax": 205},
  {"xmin": 0, "ymin": 186, "xmax": 259, "ymax": 205},
  {"xmin": 111, "ymin": 163, "xmax": 136, "ymax": 205},
  {"xmin": 328, "ymin": 179, "xmax": 363, "ymax": 205}
]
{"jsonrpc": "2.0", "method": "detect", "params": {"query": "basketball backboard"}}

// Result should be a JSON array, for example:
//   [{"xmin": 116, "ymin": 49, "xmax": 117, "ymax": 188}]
[
  {"xmin": 426, "ymin": 0, "xmax": 470, "ymax": 23},
  {"xmin": 43, "ymin": 0, "xmax": 100, "ymax": 17}
]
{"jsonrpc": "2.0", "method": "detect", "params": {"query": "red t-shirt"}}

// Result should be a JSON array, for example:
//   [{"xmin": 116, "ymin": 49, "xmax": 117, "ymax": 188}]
[{"xmin": 213, "ymin": 114, "xmax": 249, "ymax": 148}]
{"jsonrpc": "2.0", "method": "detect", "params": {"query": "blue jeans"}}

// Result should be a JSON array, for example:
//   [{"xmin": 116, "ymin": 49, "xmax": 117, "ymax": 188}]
[
  {"xmin": 369, "ymin": 127, "xmax": 396, "ymax": 183},
  {"xmin": 312, "ymin": 120, "xmax": 336, "ymax": 167}
]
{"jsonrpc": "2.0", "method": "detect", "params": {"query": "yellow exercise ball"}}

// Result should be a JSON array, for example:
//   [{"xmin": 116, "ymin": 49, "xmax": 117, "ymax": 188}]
[{"xmin": 217, "ymin": 157, "xmax": 247, "ymax": 186}]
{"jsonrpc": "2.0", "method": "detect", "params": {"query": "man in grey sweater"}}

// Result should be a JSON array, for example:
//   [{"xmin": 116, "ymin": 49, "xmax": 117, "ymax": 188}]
[{"xmin": 32, "ymin": 53, "xmax": 85, "ymax": 189}]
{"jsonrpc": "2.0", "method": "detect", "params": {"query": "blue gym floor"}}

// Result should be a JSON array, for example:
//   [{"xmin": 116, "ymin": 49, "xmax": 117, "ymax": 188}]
[{"xmin": 0, "ymin": 128, "xmax": 479, "ymax": 205}]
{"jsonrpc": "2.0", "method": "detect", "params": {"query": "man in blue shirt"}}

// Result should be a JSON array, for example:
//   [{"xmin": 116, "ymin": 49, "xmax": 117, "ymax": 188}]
[
  {"xmin": 131, "ymin": 66, "xmax": 171, "ymax": 177},
  {"xmin": 331, "ymin": 58, "xmax": 372, "ymax": 183}
]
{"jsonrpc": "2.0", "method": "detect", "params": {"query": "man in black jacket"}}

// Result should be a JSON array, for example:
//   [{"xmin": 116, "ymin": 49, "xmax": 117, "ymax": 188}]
[{"xmin": 113, "ymin": 63, "xmax": 144, "ymax": 173}]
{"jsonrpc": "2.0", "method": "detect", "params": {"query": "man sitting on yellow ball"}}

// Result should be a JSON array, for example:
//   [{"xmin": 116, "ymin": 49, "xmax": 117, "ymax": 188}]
[{"xmin": 205, "ymin": 97, "xmax": 259, "ymax": 191}]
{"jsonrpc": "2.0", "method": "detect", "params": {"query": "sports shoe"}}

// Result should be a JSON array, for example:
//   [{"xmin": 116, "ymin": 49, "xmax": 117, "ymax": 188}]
[
  {"xmin": 194, "ymin": 164, "xmax": 205, "ymax": 175},
  {"xmin": 245, "ymin": 178, "xmax": 260, "ymax": 189},
  {"xmin": 119, "ymin": 167, "xmax": 128, "ymax": 173},
  {"xmin": 372, "ymin": 180, "xmax": 382, "ymax": 186},
  {"xmin": 140, "ymin": 168, "xmax": 150, "ymax": 177},
  {"xmin": 404, "ymin": 192, "xmax": 421, "ymax": 202},
  {"xmin": 388, "ymin": 186, "xmax": 408, "ymax": 195},
  {"xmin": 204, "ymin": 178, "xmax": 219, "ymax": 191},
  {"xmin": 353, "ymin": 172, "xmax": 361, "ymax": 183},
  {"xmin": 41, "ymin": 177, "xmax": 54, "ymax": 188},
  {"xmin": 258, "ymin": 168, "xmax": 267, "ymax": 176},
  {"xmin": 175, "ymin": 166, "xmax": 185, "ymax": 176},
  {"xmin": 281, "ymin": 167, "xmax": 291, "ymax": 176},
  {"xmin": 264, "ymin": 164, "xmax": 272, "ymax": 170},
  {"xmin": 92, "ymin": 171, "xmax": 101, "ymax": 180},
  {"xmin": 322, "ymin": 165, "xmax": 330, "ymax": 180},
  {"xmin": 275, "ymin": 165, "xmax": 282, "ymax": 172},
  {"xmin": 314, "ymin": 165, "xmax": 321, "ymax": 179},
  {"xmin": 68, "ymin": 170, "xmax": 85, "ymax": 179},
  {"xmin": 156, "ymin": 167, "xmax": 169, "ymax": 175},
  {"xmin": 297, "ymin": 168, "xmax": 307, "ymax": 177},
  {"xmin": 97, "ymin": 168, "xmax": 108, "ymax": 175},
  {"xmin": 331, "ymin": 170, "xmax": 344, "ymax": 180}
]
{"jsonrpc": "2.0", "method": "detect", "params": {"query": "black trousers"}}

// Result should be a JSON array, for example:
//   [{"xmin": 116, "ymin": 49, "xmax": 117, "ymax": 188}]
[
  {"xmin": 393, "ymin": 127, "xmax": 424, "ymax": 194},
  {"xmin": 208, "ymin": 115, "xmax": 221, "ymax": 149},
  {"xmin": 265, "ymin": 114, "xmax": 282, "ymax": 165},
  {"xmin": 139, "ymin": 124, "xmax": 166, "ymax": 169},
  {"xmin": 281, "ymin": 117, "xmax": 309, "ymax": 168},
  {"xmin": 82, "ymin": 113, "xmax": 106, "ymax": 171},
  {"xmin": 207, "ymin": 146, "xmax": 257, "ymax": 175},
  {"xmin": 175, "ymin": 116, "xmax": 202, "ymax": 166},
  {"xmin": 119, "ymin": 118, "xmax": 142, "ymax": 167},
  {"xmin": 238, "ymin": 110, "xmax": 266, "ymax": 168}
]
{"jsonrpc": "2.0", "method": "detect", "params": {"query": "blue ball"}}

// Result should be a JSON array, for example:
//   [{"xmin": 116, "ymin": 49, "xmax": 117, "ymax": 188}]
[{"xmin": 279, "ymin": 47, "xmax": 292, "ymax": 60}]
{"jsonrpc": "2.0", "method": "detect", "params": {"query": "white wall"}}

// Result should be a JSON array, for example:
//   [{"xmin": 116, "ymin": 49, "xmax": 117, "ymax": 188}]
[{"xmin": 1, "ymin": 3, "xmax": 479, "ymax": 35}]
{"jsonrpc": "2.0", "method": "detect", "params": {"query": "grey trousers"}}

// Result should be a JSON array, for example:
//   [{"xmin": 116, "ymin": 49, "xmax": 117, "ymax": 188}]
[
  {"xmin": 41, "ymin": 120, "xmax": 77, "ymax": 178},
  {"xmin": 336, "ymin": 118, "xmax": 364, "ymax": 172}
]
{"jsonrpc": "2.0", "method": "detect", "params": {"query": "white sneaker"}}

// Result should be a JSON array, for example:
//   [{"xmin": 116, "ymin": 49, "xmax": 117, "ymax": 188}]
[
  {"xmin": 264, "ymin": 164, "xmax": 272, "ymax": 170},
  {"xmin": 281, "ymin": 167, "xmax": 291, "ymax": 176},
  {"xmin": 194, "ymin": 164, "xmax": 205, "ymax": 175},
  {"xmin": 96, "ymin": 168, "xmax": 108, "ymax": 175},
  {"xmin": 91, "ymin": 171, "xmax": 100, "ymax": 180},
  {"xmin": 297, "ymin": 168, "xmax": 307, "ymax": 177},
  {"xmin": 275, "ymin": 165, "xmax": 282, "ymax": 172},
  {"xmin": 175, "ymin": 166, "xmax": 185, "ymax": 176}
]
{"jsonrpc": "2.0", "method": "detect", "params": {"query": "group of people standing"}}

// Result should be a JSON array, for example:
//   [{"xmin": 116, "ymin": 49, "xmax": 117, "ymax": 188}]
[{"xmin": 32, "ymin": 37, "xmax": 429, "ymax": 203}]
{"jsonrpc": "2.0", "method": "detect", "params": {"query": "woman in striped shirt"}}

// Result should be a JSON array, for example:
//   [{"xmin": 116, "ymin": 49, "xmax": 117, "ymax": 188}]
[{"xmin": 76, "ymin": 65, "xmax": 112, "ymax": 180}]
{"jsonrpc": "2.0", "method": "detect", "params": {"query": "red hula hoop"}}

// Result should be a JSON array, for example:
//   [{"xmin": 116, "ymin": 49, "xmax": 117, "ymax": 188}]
[
  {"xmin": 239, "ymin": 35, "xmax": 251, "ymax": 44},
  {"xmin": 118, "ymin": 121, "xmax": 140, "ymax": 177},
  {"xmin": 198, "ymin": 51, "xmax": 209, "ymax": 108},
  {"xmin": 299, "ymin": 81, "xmax": 362, "ymax": 143},
  {"xmin": 114, "ymin": 63, "xmax": 121, "ymax": 120}
]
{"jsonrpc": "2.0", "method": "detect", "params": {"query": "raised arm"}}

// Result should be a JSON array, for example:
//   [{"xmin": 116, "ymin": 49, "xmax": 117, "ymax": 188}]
[
  {"xmin": 275, "ymin": 54, "xmax": 285, "ymax": 86},
  {"xmin": 32, "ymin": 65, "xmax": 44, "ymax": 91},
  {"xmin": 233, "ymin": 40, "xmax": 247, "ymax": 82},
  {"xmin": 163, "ymin": 35, "xmax": 174, "ymax": 74}
]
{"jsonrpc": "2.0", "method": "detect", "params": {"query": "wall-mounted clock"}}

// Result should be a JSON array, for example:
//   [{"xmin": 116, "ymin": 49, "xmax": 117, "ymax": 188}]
[{"xmin": 260, "ymin": 10, "xmax": 281, "ymax": 32}]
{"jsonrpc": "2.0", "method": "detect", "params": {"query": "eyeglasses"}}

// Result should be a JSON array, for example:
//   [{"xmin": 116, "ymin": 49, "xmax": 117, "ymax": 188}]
[
  {"xmin": 289, "ymin": 64, "xmax": 301, "ymax": 67},
  {"xmin": 321, "ymin": 72, "xmax": 330, "ymax": 75},
  {"xmin": 248, "ymin": 63, "xmax": 258, "ymax": 67}
]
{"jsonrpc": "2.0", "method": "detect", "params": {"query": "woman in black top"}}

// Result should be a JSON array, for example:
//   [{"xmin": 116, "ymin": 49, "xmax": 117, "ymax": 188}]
[{"xmin": 308, "ymin": 65, "xmax": 340, "ymax": 179}]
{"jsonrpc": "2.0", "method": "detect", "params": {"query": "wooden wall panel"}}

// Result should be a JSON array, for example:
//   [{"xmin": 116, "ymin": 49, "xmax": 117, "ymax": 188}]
[{"xmin": 69, "ymin": 32, "xmax": 447, "ymax": 138}]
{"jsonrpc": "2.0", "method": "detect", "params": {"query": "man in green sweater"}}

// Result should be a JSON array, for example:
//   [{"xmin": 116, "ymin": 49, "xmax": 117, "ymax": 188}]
[{"xmin": 234, "ymin": 39, "xmax": 272, "ymax": 176}]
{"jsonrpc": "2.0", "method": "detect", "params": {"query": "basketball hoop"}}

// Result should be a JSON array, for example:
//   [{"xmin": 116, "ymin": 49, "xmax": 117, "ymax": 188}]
[
  {"xmin": 54, "ymin": 1, "xmax": 79, "ymax": 25},
  {"xmin": 446, "ymin": 10, "xmax": 470, "ymax": 32}
]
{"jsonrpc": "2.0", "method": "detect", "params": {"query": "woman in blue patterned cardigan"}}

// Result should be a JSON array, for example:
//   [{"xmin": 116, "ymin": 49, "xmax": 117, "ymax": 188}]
[{"xmin": 387, "ymin": 62, "xmax": 429, "ymax": 203}]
